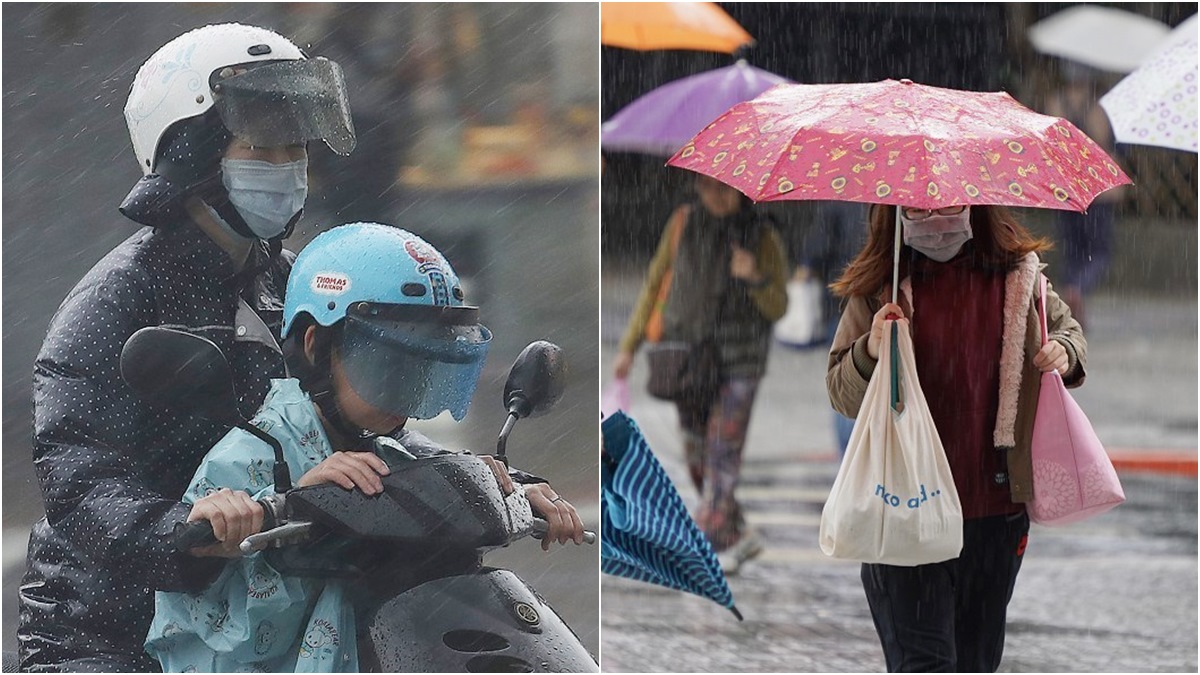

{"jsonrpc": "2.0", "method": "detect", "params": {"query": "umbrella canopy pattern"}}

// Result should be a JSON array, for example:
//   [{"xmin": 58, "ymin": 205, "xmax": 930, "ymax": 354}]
[
  {"xmin": 602, "ymin": 60, "xmax": 792, "ymax": 155},
  {"xmin": 601, "ymin": 410, "xmax": 741, "ymax": 619},
  {"xmin": 1028, "ymin": 5, "xmax": 1172, "ymax": 74},
  {"xmin": 600, "ymin": 1, "xmax": 753, "ymax": 54},
  {"xmin": 667, "ymin": 79, "xmax": 1131, "ymax": 212},
  {"xmin": 1100, "ymin": 15, "xmax": 1198, "ymax": 153}
]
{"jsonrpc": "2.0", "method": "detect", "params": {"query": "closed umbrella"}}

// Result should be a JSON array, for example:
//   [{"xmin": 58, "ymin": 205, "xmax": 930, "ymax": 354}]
[
  {"xmin": 1100, "ymin": 15, "xmax": 1198, "ymax": 153},
  {"xmin": 601, "ymin": 410, "xmax": 742, "ymax": 620},
  {"xmin": 602, "ymin": 60, "xmax": 791, "ymax": 156},
  {"xmin": 600, "ymin": 2, "xmax": 753, "ymax": 54}
]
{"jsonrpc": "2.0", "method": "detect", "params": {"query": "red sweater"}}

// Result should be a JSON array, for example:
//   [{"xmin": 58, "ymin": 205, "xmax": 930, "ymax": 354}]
[{"xmin": 910, "ymin": 253, "xmax": 1024, "ymax": 519}]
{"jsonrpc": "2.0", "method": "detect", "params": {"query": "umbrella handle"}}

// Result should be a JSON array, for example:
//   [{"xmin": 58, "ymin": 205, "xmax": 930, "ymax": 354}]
[
  {"xmin": 892, "ymin": 205, "xmax": 902, "ymax": 305},
  {"xmin": 533, "ymin": 518, "xmax": 597, "ymax": 545}
]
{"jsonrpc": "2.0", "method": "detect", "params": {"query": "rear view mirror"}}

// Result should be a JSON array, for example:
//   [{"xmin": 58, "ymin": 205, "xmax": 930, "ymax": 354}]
[{"xmin": 120, "ymin": 327, "xmax": 243, "ymax": 425}]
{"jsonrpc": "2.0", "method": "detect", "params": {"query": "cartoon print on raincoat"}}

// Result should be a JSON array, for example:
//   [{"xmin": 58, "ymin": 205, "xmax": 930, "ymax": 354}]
[{"xmin": 144, "ymin": 379, "xmax": 360, "ymax": 672}]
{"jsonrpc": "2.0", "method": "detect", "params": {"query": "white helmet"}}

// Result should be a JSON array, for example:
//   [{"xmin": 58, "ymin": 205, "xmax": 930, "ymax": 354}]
[{"xmin": 124, "ymin": 23, "xmax": 355, "ymax": 175}]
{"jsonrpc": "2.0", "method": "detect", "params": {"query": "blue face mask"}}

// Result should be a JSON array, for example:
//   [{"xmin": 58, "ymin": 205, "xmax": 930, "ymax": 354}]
[{"xmin": 221, "ymin": 158, "xmax": 308, "ymax": 239}]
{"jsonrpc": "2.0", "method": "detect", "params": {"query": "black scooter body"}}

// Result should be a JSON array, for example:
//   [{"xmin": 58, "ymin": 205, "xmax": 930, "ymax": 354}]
[
  {"xmin": 363, "ymin": 569, "xmax": 597, "ymax": 673},
  {"xmin": 279, "ymin": 455, "xmax": 598, "ymax": 672}
]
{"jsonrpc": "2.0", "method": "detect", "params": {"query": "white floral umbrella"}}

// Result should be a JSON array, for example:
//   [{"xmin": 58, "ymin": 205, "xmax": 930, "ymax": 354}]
[{"xmin": 1100, "ymin": 15, "xmax": 1198, "ymax": 153}]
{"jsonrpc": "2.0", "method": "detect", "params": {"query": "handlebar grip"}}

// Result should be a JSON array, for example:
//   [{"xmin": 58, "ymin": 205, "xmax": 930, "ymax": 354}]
[{"xmin": 173, "ymin": 520, "xmax": 218, "ymax": 552}]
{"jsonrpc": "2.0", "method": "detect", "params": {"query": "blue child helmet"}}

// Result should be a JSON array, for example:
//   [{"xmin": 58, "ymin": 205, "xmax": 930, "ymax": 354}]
[{"xmin": 283, "ymin": 222, "xmax": 491, "ymax": 421}]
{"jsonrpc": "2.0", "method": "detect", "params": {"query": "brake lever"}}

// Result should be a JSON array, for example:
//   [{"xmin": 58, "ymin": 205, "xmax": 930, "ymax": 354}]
[
  {"xmin": 239, "ymin": 521, "xmax": 315, "ymax": 554},
  {"xmin": 532, "ymin": 518, "xmax": 596, "ymax": 545}
]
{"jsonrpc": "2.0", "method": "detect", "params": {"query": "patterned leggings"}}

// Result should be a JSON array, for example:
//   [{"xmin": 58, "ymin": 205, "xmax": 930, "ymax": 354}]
[{"xmin": 675, "ymin": 375, "xmax": 761, "ymax": 551}]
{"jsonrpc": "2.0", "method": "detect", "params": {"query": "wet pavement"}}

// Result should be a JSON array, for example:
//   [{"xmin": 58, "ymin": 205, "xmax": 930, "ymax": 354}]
[{"xmin": 599, "ymin": 265, "xmax": 1197, "ymax": 673}]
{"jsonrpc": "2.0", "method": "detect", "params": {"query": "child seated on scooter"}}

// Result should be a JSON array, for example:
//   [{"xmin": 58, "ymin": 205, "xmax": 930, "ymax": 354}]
[{"xmin": 144, "ymin": 222, "xmax": 585, "ymax": 672}]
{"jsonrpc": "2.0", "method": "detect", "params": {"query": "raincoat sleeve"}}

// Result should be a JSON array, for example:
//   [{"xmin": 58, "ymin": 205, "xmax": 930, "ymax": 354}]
[
  {"xmin": 617, "ymin": 206, "xmax": 688, "ymax": 355},
  {"xmin": 746, "ymin": 226, "xmax": 789, "ymax": 322},
  {"xmin": 32, "ymin": 264, "xmax": 224, "ymax": 593},
  {"xmin": 147, "ymin": 388, "xmax": 355, "ymax": 671},
  {"xmin": 825, "ymin": 294, "xmax": 880, "ymax": 419}
]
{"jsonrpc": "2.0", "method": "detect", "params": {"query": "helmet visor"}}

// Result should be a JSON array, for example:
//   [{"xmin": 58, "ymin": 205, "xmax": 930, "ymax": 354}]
[
  {"xmin": 338, "ymin": 307, "xmax": 491, "ymax": 421},
  {"xmin": 212, "ymin": 59, "xmax": 356, "ymax": 155}
]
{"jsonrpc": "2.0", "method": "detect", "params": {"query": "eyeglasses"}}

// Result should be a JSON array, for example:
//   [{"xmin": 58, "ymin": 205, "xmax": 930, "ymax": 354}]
[{"xmin": 901, "ymin": 205, "xmax": 967, "ymax": 221}]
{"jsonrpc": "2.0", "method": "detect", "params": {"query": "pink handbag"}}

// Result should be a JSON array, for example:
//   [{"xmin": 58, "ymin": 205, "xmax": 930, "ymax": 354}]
[{"xmin": 1027, "ymin": 274, "xmax": 1125, "ymax": 525}]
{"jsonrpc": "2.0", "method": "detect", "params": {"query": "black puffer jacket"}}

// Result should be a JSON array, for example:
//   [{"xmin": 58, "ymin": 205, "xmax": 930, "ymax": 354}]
[{"xmin": 18, "ymin": 224, "xmax": 292, "ymax": 672}]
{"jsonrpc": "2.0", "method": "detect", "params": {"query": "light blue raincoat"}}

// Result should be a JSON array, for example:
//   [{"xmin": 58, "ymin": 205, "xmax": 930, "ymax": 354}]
[{"xmin": 145, "ymin": 379, "xmax": 359, "ymax": 672}]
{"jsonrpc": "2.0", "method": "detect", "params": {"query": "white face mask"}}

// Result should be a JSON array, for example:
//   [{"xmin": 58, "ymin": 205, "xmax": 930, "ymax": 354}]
[
  {"xmin": 901, "ymin": 208, "xmax": 973, "ymax": 262},
  {"xmin": 221, "ymin": 158, "xmax": 308, "ymax": 239}
]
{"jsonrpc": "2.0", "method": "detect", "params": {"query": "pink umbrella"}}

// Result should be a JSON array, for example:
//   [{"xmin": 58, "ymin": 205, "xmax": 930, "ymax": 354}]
[{"xmin": 666, "ymin": 78, "xmax": 1131, "ymax": 300}]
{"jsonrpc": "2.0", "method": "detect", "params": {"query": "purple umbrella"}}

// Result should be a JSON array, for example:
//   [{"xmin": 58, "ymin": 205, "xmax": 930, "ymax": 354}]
[{"xmin": 602, "ymin": 59, "xmax": 792, "ymax": 155}]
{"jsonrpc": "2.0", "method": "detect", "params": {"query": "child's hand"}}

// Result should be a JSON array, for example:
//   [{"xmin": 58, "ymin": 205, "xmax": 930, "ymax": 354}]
[
  {"xmin": 297, "ymin": 451, "xmax": 390, "ymax": 495},
  {"xmin": 525, "ymin": 483, "xmax": 585, "ymax": 550},
  {"xmin": 187, "ymin": 488, "xmax": 263, "ymax": 558}
]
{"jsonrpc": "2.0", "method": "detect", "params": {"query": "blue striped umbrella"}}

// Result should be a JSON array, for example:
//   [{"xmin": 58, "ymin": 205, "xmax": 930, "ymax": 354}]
[{"xmin": 601, "ymin": 411, "xmax": 742, "ymax": 620}]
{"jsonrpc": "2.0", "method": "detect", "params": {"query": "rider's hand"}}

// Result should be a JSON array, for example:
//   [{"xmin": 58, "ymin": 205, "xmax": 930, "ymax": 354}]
[
  {"xmin": 525, "ymin": 483, "xmax": 585, "ymax": 551},
  {"xmin": 186, "ymin": 488, "xmax": 263, "ymax": 558},
  {"xmin": 867, "ymin": 302, "xmax": 907, "ymax": 360},
  {"xmin": 480, "ymin": 455, "xmax": 515, "ymax": 496},
  {"xmin": 613, "ymin": 351, "xmax": 634, "ymax": 380},
  {"xmin": 1033, "ymin": 339, "xmax": 1070, "ymax": 376},
  {"xmin": 297, "ymin": 451, "xmax": 390, "ymax": 495}
]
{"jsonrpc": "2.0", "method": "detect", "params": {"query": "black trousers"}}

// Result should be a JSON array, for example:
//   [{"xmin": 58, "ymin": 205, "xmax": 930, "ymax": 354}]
[{"xmin": 861, "ymin": 511, "xmax": 1030, "ymax": 673}]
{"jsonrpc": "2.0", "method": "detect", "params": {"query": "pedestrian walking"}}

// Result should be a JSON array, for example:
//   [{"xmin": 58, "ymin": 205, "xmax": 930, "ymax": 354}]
[
  {"xmin": 826, "ymin": 203, "xmax": 1088, "ymax": 672},
  {"xmin": 613, "ymin": 174, "xmax": 788, "ymax": 573}
]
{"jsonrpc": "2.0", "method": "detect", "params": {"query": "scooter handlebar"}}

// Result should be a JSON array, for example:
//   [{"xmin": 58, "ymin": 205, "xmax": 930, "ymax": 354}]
[{"xmin": 173, "ymin": 520, "xmax": 218, "ymax": 552}]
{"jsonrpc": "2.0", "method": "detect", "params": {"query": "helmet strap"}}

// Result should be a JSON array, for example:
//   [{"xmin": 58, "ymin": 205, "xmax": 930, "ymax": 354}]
[{"xmin": 283, "ymin": 326, "xmax": 377, "ymax": 449}]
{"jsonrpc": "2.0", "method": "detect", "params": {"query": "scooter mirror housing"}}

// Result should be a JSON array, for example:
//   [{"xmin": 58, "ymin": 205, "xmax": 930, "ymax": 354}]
[
  {"xmin": 120, "ymin": 326, "xmax": 293, "ymax": 492},
  {"xmin": 503, "ymin": 341, "xmax": 566, "ymax": 420},
  {"xmin": 121, "ymin": 326, "xmax": 243, "ymax": 425}
]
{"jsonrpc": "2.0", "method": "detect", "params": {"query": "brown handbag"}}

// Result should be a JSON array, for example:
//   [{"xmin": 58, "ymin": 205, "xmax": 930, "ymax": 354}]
[{"xmin": 646, "ymin": 339, "xmax": 722, "ymax": 405}]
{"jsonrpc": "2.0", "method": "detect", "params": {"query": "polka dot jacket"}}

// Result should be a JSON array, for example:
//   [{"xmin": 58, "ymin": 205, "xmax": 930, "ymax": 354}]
[{"xmin": 18, "ymin": 222, "xmax": 293, "ymax": 672}]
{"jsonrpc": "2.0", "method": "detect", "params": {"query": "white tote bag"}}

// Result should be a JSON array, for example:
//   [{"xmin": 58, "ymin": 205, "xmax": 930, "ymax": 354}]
[
  {"xmin": 819, "ymin": 320, "xmax": 963, "ymax": 566},
  {"xmin": 774, "ymin": 276, "xmax": 825, "ymax": 348}
]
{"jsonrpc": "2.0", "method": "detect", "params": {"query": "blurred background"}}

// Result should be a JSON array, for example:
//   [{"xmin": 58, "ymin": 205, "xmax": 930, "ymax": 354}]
[
  {"xmin": 602, "ymin": 2, "xmax": 1196, "ymax": 288},
  {"xmin": 2, "ymin": 2, "xmax": 599, "ymax": 656}
]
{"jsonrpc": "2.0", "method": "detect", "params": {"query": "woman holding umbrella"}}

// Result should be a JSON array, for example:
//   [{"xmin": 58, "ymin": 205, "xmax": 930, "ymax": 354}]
[
  {"xmin": 826, "ymin": 203, "xmax": 1087, "ymax": 672},
  {"xmin": 613, "ymin": 174, "xmax": 788, "ymax": 573}
]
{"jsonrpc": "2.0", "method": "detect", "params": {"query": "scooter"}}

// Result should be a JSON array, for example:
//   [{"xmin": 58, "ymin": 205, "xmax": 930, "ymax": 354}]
[{"xmin": 119, "ymin": 327, "xmax": 599, "ymax": 672}]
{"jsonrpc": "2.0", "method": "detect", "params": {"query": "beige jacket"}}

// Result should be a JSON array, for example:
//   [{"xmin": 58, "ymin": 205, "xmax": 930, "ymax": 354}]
[{"xmin": 825, "ymin": 252, "xmax": 1087, "ymax": 503}]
